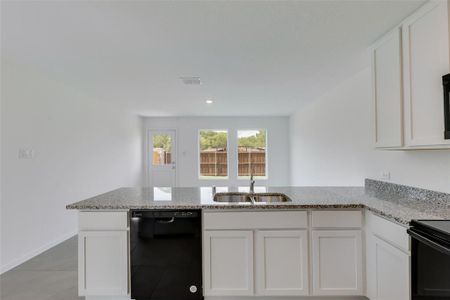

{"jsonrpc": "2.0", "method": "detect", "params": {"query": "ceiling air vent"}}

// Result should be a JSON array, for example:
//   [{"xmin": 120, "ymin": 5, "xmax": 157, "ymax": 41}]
[{"xmin": 180, "ymin": 76, "xmax": 201, "ymax": 85}]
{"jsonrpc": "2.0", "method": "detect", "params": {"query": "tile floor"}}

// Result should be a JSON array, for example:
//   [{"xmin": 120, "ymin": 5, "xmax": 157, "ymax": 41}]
[{"xmin": 0, "ymin": 236, "xmax": 81, "ymax": 300}]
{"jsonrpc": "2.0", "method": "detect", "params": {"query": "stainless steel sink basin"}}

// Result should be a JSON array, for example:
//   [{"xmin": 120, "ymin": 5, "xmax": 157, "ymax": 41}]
[
  {"xmin": 213, "ymin": 192, "xmax": 291, "ymax": 203},
  {"xmin": 252, "ymin": 193, "xmax": 291, "ymax": 203},
  {"xmin": 213, "ymin": 193, "xmax": 252, "ymax": 203}
]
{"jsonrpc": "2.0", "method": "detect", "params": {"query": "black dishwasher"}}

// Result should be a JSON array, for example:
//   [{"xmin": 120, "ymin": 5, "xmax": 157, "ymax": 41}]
[{"xmin": 130, "ymin": 210, "xmax": 202, "ymax": 300}]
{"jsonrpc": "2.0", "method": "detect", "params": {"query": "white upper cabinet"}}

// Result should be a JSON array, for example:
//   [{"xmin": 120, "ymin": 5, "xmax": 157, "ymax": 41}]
[
  {"xmin": 402, "ymin": 0, "xmax": 450, "ymax": 148},
  {"xmin": 372, "ymin": 27, "xmax": 404, "ymax": 148},
  {"xmin": 372, "ymin": 0, "xmax": 450, "ymax": 149}
]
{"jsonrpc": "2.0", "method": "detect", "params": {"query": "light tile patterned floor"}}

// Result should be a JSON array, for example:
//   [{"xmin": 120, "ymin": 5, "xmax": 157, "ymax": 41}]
[{"xmin": 0, "ymin": 236, "xmax": 81, "ymax": 300}]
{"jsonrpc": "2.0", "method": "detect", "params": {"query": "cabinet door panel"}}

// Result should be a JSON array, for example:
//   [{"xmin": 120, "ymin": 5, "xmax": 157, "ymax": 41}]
[
  {"xmin": 203, "ymin": 230, "xmax": 254, "ymax": 296},
  {"xmin": 403, "ymin": 0, "xmax": 450, "ymax": 147},
  {"xmin": 78, "ymin": 231, "xmax": 129, "ymax": 296},
  {"xmin": 372, "ymin": 27, "xmax": 403, "ymax": 148},
  {"xmin": 256, "ymin": 230, "xmax": 309, "ymax": 296},
  {"xmin": 312, "ymin": 230, "xmax": 363, "ymax": 296},
  {"xmin": 367, "ymin": 235, "xmax": 410, "ymax": 300}
]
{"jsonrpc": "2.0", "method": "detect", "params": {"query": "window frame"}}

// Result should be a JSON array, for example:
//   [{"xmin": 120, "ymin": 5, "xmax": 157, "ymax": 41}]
[
  {"xmin": 198, "ymin": 129, "xmax": 230, "ymax": 180},
  {"xmin": 236, "ymin": 128, "xmax": 268, "ymax": 180}
]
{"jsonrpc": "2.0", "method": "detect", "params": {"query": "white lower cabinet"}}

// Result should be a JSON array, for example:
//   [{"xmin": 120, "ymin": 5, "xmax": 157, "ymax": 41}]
[
  {"xmin": 311, "ymin": 230, "xmax": 363, "ymax": 296},
  {"xmin": 365, "ymin": 211, "xmax": 411, "ymax": 300},
  {"xmin": 255, "ymin": 230, "xmax": 309, "ymax": 296},
  {"xmin": 203, "ymin": 230, "xmax": 254, "ymax": 296},
  {"xmin": 367, "ymin": 235, "xmax": 410, "ymax": 300},
  {"xmin": 78, "ymin": 230, "xmax": 129, "ymax": 296}
]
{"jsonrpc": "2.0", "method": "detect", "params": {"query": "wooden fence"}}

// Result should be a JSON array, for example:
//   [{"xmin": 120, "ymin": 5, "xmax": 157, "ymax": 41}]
[
  {"xmin": 153, "ymin": 148, "xmax": 266, "ymax": 176},
  {"xmin": 200, "ymin": 148, "xmax": 266, "ymax": 177}
]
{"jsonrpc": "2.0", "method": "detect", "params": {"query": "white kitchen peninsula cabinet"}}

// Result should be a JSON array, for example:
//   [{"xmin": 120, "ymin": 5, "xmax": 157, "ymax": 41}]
[
  {"xmin": 255, "ymin": 230, "xmax": 309, "ymax": 296},
  {"xmin": 78, "ymin": 211, "xmax": 129, "ymax": 298},
  {"xmin": 203, "ymin": 230, "xmax": 254, "ymax": 296},
  {"xmin": 402, "ymin": 0, "xmax": 450, "ymax": 148},
  {"xmin": 311, "ymin": 230, "xmax": 363, "ymax": 296}
]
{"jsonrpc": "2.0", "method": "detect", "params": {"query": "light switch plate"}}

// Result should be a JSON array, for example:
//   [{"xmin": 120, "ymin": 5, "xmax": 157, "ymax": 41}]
[{"xmin": 18, "ymin": 148, "xmax": 35, "ymax": 159}]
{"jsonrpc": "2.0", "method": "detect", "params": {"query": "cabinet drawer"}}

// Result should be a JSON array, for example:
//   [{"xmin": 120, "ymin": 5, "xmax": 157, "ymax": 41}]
[
  {"xmin": 366, "ymin": 211, "xmax": 409, "ymax": 252},
  {"xmin": 311, "ymin": 210, "xmax": 362, "ymax": 228},
  {"xmin": 203, "ymin": 211, "xmax": 307, "ymax": 230},
  {"xmin": 79, "ymin": 211, "xmax": 128, "ymax": 230}
]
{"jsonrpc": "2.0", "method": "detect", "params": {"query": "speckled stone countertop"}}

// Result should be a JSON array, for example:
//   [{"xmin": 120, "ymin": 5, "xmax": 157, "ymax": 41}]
[{"xmin": 66, "ymin": 179, "xmax": 450, "ymax": 225}]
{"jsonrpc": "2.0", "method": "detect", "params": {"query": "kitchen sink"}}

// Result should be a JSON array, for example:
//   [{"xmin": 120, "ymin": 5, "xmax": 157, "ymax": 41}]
[
  {"xmin": 252, "ymin": 193, "xmax": 291, "ymax": 203},
  {"xmin": 213, "ymin": 192, "xmax": 291, "ymax": 203},
  {"xmin": 213, "ymin": 193, "xmax": 252, "ymax": 203}
]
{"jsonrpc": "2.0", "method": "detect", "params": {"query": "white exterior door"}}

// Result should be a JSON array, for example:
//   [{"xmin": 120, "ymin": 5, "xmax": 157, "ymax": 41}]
[
  {"xmin": 149, "ymin": 130, "xmax": 176, "ymax": 187},
  {"xmin": 311, "ymin": 230, "xmax": 363, "ymax": 296},
  {"xmin": 255, "ymin": 230, "xmax": 309, "ymax": 296},
  {"xmin": 203, "ymin": 230, "xmax": 254, "ymax": 296}
]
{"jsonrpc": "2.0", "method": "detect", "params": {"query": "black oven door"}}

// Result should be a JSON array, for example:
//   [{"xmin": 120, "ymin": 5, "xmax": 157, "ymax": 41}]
[{"xmin": 409, "ymin": 228, "xmax": 450, "ymax": 299}]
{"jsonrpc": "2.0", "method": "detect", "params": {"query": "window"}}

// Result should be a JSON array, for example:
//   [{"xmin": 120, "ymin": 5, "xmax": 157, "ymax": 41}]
[
  {"xmin": 152, "ymin": 133, "xmax": 172, "ymax": 165},
  {"xmin": 238, "ymin": 129, "xmax": 267, "ymax": 178},
  {"xmin": 199, "ymin": 130, "xmax": 228, "ymax": 178}
]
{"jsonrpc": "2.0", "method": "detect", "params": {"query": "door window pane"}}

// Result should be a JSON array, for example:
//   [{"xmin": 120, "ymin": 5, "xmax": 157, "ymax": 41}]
[
  {"xmin": 199, "ymin": 130, "xmax": 228, "ymax": 178},
  {"xmin": 238, "ymin": 129, "xmax": 266, "ymax": 178},
  {"xmin": 152, "ymin": 134, "xmax": 172, "ymax": 165}
]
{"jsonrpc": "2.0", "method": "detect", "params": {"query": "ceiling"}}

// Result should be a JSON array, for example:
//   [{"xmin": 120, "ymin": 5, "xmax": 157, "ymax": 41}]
[{"xmin": 2, "ymin": 0, "xmax": 424, "ymax": 117}]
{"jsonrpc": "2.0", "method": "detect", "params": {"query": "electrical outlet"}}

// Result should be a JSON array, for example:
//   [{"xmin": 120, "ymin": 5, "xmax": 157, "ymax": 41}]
[
  {"xmin": 18, "ymin": 148, "xmax": 35, "ymax": 159},
  {"xmin": 381, "ymin": 171, "xmax": 391, "ymax": 181}
]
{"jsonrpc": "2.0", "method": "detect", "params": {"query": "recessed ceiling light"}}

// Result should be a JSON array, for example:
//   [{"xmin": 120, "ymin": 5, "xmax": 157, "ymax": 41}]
[{"xmin": 206, "ymin": 99, "xmax": 213, "ymax": 104}]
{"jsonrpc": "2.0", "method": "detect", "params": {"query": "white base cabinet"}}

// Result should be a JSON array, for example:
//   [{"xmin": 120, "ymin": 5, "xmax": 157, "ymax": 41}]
[
  {"xmin": 203, "ymin": 230, "xmax": 254, "ymax": 296},
  {"xmin": 203, "ymin": 210, "xmax": 364, "ymax": 298},
  {"xmin": 311, "ymin": 230, "xmax": 363, "ymax": 296},
  {"xmin": 256, "ymin": 230, "xmax": 309, "ymax": 296},
  {"xmin": 78, "ymin": 211, "xmax": 130, "ymax": 298},
  {"xmin": 366, "ymin": 211, "xmax": 411, "ymax": 300}
]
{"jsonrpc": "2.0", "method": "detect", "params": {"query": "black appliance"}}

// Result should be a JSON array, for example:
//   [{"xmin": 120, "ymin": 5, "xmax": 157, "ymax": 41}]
[
  {"xmin": 130, "ymin": 210, "xmax": 203, "ymax": 300},
  {"xmin": 407, "ymin": 220, "xmax": 450, "ymax": 299},
  {"xmin": 444, "ymin": 74, "xmax": 450, "ymax": 139}
]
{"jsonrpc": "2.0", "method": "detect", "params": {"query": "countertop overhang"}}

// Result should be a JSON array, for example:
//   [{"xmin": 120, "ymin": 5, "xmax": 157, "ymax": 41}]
[{"xmin": 66, "ymin": 184, "xmax": 450, "ymax": 225}]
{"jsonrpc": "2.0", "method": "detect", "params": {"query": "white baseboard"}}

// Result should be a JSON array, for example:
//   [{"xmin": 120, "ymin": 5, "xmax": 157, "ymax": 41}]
[{"xmin": 0, "ymin": 230, "xmax": 77, "ymax": 274}]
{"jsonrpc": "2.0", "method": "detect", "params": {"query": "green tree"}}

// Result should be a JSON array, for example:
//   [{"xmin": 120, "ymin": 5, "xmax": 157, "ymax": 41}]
[
  {"xmin": 238, "ymin": 130, "xmax": 266, "ymax": 148},
  {"xmin": 153, "ymin": 135, "xmax": 172, "ymax": 152},
  {"xmin": 200, "ymin": 130, "xmax": 228, "ymax": 150}
]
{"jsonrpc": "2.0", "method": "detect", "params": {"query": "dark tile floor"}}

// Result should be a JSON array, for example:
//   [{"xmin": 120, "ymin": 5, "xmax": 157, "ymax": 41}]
[{"xmin": 0, "ymin": 236, "xmax": 81, "ymax": 300}]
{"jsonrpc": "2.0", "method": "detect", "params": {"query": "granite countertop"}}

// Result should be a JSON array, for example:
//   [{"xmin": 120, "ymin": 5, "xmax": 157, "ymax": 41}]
[{"xmin": 66, "ymin": 179, "xmax": 450, "ymax": 225}]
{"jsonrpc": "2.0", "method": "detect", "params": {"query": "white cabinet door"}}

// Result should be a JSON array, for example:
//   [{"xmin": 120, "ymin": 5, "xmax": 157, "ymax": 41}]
[
  {"xmin": 312, "ymin": 230, "xmax": 363, "ymax": 296},
  {"xmin": 203, "ymin": 230, "xmax": 254, "ymax": 296},
  {"xmin": 372, "ymin": 26, "xmax": 404, "ymax": 148},
  {"xmin": 78, "ymin": 231, "xmax": 129, "ymax": 296},
  {"xmin": 255, "ymin": 230, "xmax": 309, "ymax": 296},
  {"xmin": 402, "ymin": 0, "xmax": 450, "ymax": 147},
  {"xmin": 366, "ymin": 234, "xmax": 410, "ymax": 300}
]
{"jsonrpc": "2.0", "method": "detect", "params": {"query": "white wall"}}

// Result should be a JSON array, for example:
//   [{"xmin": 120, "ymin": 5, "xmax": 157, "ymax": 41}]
[
  {"xmin": 0, "ymin": 61, "xmax": 142, "ymax": 273},
  {"xmin": 290, "ymin": 65, "xmax": 450, "ymax": 193},
  {"xmin": 143, "ymin": 116, "xmax": 290, "ymax": 187}
]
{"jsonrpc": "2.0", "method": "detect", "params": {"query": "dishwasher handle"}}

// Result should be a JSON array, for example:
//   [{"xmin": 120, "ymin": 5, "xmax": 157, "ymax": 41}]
[{"xmin": 156, "ymin": 217, "xmax": 175, "ymax": 224}]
